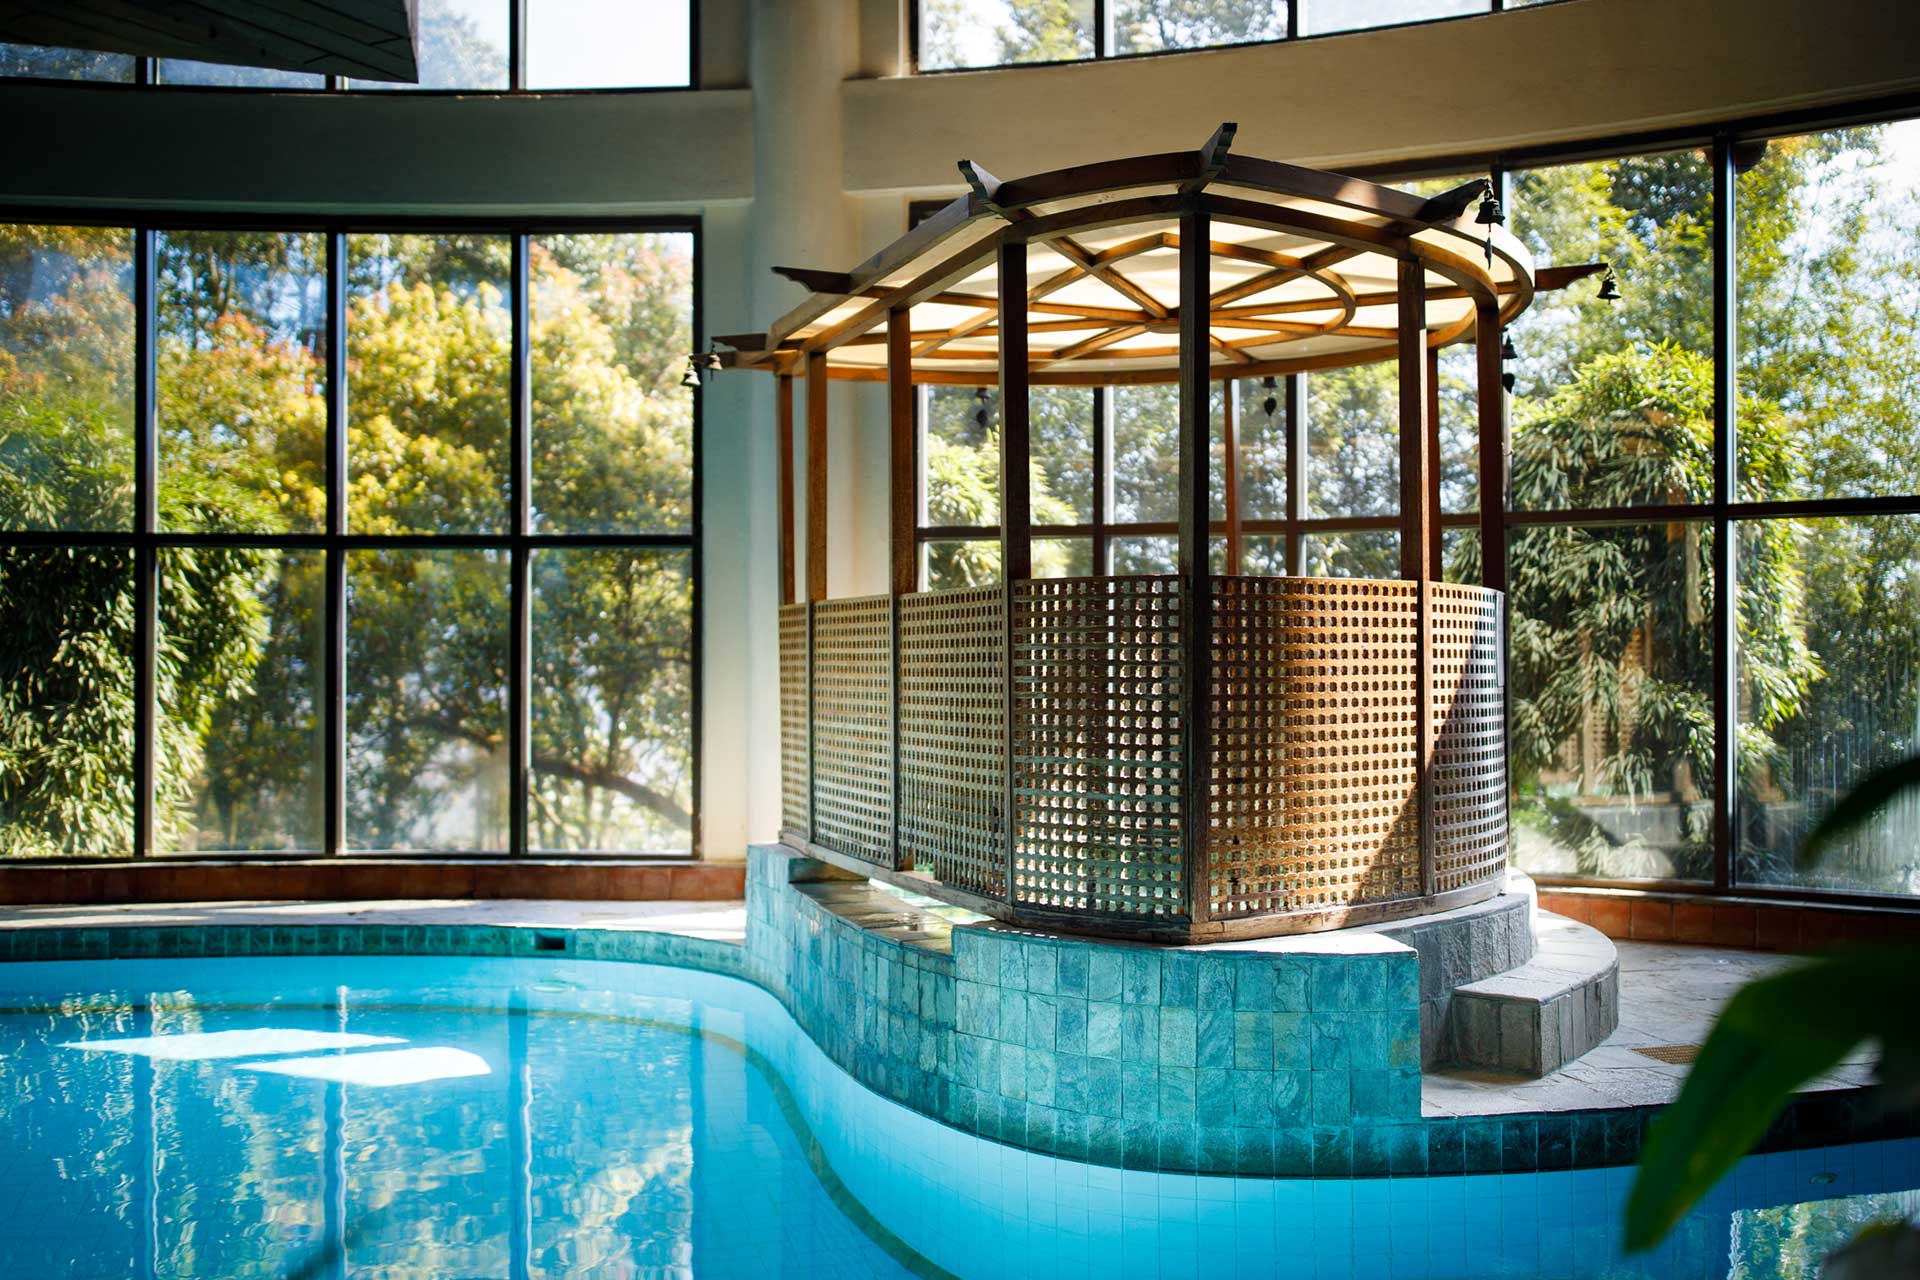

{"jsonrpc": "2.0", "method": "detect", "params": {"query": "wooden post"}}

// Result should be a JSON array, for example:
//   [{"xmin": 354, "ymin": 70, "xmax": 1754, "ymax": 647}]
[
  {"xmin": 776, "ymin": 370, "xmax": 797, "ymax": 606},
  {"xmin": 1399, "ymin": 257, "xmax": 1436, "ymax": 899},
  {"xmin": 1426, "ymin": 345, "xmax": 1443, "ymax": 581},
  {"xmin": 805, "ymin": 350, "xmax": 829, "ymax": 603},
  {"xmin": 1223, "ymin": 377, "xmax": 1243, "ymax": 574},
  {"xmin": 888, "ymin": 309, "xmax": 916, "ymax": 596},
  {"xmin": 1475, "ymin": 300, "xmax": 1508, "ymax": 592},
  {"xmin": 1178, "ymin": 199, "xmax": 1213, "ymax": 927},
  {"xmin": 1284, "ymin": 374, "xmax": 1305, "ymax": 576},
  {"xmin": 1399, "ymin": 259, "xmax": 1432, "ymax": 585},
  {"xmin": 997, "ymin": 241, "xmax": 1032, "ymax": 581}
]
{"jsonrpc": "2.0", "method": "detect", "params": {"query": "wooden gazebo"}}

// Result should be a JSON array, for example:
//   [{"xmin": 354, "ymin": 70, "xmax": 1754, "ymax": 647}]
[{"xmin": 722, "ymin": 125, "xmax": 1559, "ymax": 942}]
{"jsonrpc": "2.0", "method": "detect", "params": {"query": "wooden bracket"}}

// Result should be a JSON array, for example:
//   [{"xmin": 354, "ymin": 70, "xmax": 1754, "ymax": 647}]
[
  {"xmin": 1180, "ymin": 121, "xmax": 1238, "ymax": 194},
  {"xmin": 1414, "ymin": 177, "xmax": 1489, "ymax": 225},
  {"xmin": 773, "ymin": 266, "xmax": 855, "ymax": 295},
  {"xmin": 958, "ymin": 159, "xmax": 1007, "ymax": 214}
]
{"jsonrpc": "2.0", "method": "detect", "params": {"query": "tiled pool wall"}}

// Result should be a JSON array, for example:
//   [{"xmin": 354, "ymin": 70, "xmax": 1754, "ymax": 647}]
[{"xmin": 749, "ymin": 844, "xmax": 1438, "ymax": 1176}]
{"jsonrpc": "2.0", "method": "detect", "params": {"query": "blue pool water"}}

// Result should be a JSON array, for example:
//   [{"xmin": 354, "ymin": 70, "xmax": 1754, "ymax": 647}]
[{"xmin": 1, "ymin": 955, "xmax": 1914, "ymax": 1279}]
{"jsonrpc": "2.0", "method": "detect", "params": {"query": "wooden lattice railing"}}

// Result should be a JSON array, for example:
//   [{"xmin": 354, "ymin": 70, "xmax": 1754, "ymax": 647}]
[{"xmin": 777, "ymin": 574, "xmax": 1507, "ymax": 941}]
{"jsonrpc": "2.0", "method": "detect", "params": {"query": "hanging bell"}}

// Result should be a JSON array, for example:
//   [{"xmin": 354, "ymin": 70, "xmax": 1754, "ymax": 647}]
[
  {"xmin": 1474, "ymin": 185, "xmax": 1504, "ymax": 227},
  {"xmin": 1501, "ymin": 371, "xmax": 1517, "ymax": 393},
  {"xmin": 1500, "ymin": 337, "xmax": 1518, "ymax": 362},
  {"xmin": 1262, "ymin": 395, "xmax": 1278, "ymax": 418},
  {"xmin": 680, "ymin": 357, "xmax": 701, "ymax": 389},
  {"xmin": 1597, "ymin": 268, "xmax": 1621, "ymax": 302}
]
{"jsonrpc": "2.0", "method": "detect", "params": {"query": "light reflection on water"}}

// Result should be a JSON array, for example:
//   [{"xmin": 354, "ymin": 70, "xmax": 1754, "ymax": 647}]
[{"xmin": 0, "ymin": 955, "xmax": 1914, "ymax": 1280}]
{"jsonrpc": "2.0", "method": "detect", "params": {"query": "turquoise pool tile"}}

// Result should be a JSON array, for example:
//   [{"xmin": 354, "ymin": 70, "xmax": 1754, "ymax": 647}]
[
  {"xmin": 1234, "ymin": 961, "xmax": 1274, "ymax": 1011},
  {"xmin": 1197, "ymin": 954, "xmax": 1236, "ymax": 1009},
  {"xmin": 1085, "ymin": 1058, "xmax": 1124, "ymax": 1119},
  {"xmin": 1056, "ymin": 998, "xmax": 1088, "ymax": 1056},
  {"xmin": 1157, "ymin": 1121, "xmax": 1199, "ymax": 1173},
  {"xmin": 1350, "ymin": 1070, "xmax": 1394, "ymax": 1119},
  {"xmin": 1026, "ymin": 943, "xmax": 1057, "ymax": 996},
  {"xmin": 1310, "ymin": 959, "xmax": 1351, "ymax": 1011},
  {"xmin": 1121, "ymin": 950, "xmax": 1160, "ymax": 1006},
  {"xmin": 1121, "ymin": 1005, "xmax": 1158, "ymax": 1061},
  {"xmin": 1311, "ymin": 1071, "xmax": 1352, "ymax": 1126},
  {"xmin": 1056, "ymin": 944, "xmax": 1089, "ymax": 997},
  {"xmin": 1270, "ymin": 1069, "xmax": 1310, "ymax": 1119},
  {"xmin": 1312, "ymin": 1126, "xmax": 1353, "ymax": 1176},
  {"xmin": 1055, "ymin": 1052, "xmax": 1089, "ymax": 1112},
  {"xmin": 1349, "ymin": 956, "xmax": 1388, "ymax": 1011},
  {"xmin": 1233, "ymin": 1010, "xmax": 1272, "ymax": 1069},
  {"xmin": 1026, "ymin": 994, "xmax": 1057, "ymax": 1050},
  {"xmin": 1158, "ymin": 1006, "xmax": 1196, "ymax": 1067},
  {"xmin": 998, "ymin": 937, "xmax": 1028, "ymax": 992},
  {"xmin": 1310, "ymin": 1014, "xmax": 1353, "ymax": 1070},
  {"xmin": 1274, "ymin": 958, "xmax": 1309, "ymax": 1012},
  {"xmin": 1233, "ymin": 1070, "xmax": 1276, "ymax": 1126},
  {"xmin": 999, "ymin": 1044, "xmax": 1028, "ymax": 1101},
  {"xmin": 1120, "ymin": 1060, "xmax": 1159, "ymax": 1118},
  {"xmin": 1027, "ymin": 1048, "xmax": 1058, "ymax": 1107},
  {"xmin": 1275, "ymin": 1126, "xmax": 1315, "ymax": 1176},
  {"xmin": 1197, "ymin": 1008, "xmax": 1234, "ymax": 1069},
  {"xmin": 1160, "ymin": 951, "xmax": 1197, "ymax": 1008},
  {"xmin": 1272, "ymin": 1011, "xmax": 1310, "ymax": 1069},
  {"xmin": 1158, "ymin": 1065, "xmax": 1196, "ymax": 1125},
  {"xmin": 1087, "ymin": 1002, "xmax": 1122, "ymax": 1060}
]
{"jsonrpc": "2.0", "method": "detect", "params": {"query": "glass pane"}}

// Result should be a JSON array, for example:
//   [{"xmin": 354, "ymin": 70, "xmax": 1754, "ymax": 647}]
[
  {"xmin": 0, "ymin": 44, "xmax": 134, "ymax": 80},
  {"xmin": 919, "ymin": 0, "xmax": 1095, "ymax": 69},
  {"xmin": 1110, "ymin": 1, "xmax": 1286, "ymax": 54},
  {"xmin": 1033, "ymin": 537, "xmax": 1092, "ymax": 578},
  {"xmin": 1305, "ymin": 364, "xmax": 1397, "ymax": 518},
  {"xmin": 347, "ymin": 233, "xmax": 511, "ymax": 535},
  {"xmin": 533, "ymin": 548, "xmax": 694, "ymax": 853},
  {"xmin": 1737, "ymin": 516, "xmax": 1920, "ymax": 896},
  {"xmin": 1112, "ymin": 535, "xmax": 1176, "ymax": 575},
  {"xmin": 1242, "ymin": 534, "xmax": 1288, "ymax": 575},
  {"xmin": 1437, "ymin": 342, "xmax": 1479, "ymax": 512},
  {"xmin": 1235, "ymin": 377, "xmax": 1287, "ymax": 521},
  {"xmin": 353, "ymin": 0, "xmax": 509, "ymax": 88},
  {"xmin": 1112, "ymin": 382, "xmax": 1226, "ymax": 522},
  {"xmin": 346, "ymin": 549, "xmax": 508, "ymax": 852},
  {"xmin": 1301, "ymin": 529, "xmax": 1397, "ymax": 578},
  {"xmin": 1032, "ymin": 386, "xmax": 1094, "ymax": 524},
  {"xmin": 1508, "ymin": 521, "xmax": 1714, "ymax": 882},
  {"xmin": 1302, "ymin": 0, "xmax": 1485, "ymax": 35},
  {"xmin": 1509, "ymin": 150, "xmax": 1714, "ymax": 509},
  {"xmin": 161, "ymin": 549, "xmax": 323, "ymax": 854},
  {"xmin": 1737, "ymin": 120, "xmax": 1920, "ymax": 502},
  {"xmin": 924, "ymin": 386, "xmax": 999, "ymax": 526},
  {"xmin": 923, "ymin": 538, "xmax": 998, "ymax": 590},
  {"xmin": 532, "ymin": 231, "xmax": 694, "ymax": 534},
  {"xmin": 0, "ymin": 225, "xmax": 134, "ymax": 532},
  {"xmin": 1442, "ymin": 526, "xmax": 1480, "ymax": 584},
  {"xmin": 0, "ymin": 546, "xmax": 133, "ymax": 855},
  {"xmin": 156, "ymin": 60, "xmax": 324, "ymax": 88},
  {"xmin": 528, "ymin": 0, "xmax": 692, "ymax": 88},
  {"xmin": 158, "ymin": 231, "xmax": 327, "ymax": 534}
]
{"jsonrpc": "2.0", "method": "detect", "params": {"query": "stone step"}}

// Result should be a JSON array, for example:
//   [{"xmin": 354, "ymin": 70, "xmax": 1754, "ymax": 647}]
[{"xmin": 1444, "ymin": 912, "xmax": 1619, "ymax": 1078}]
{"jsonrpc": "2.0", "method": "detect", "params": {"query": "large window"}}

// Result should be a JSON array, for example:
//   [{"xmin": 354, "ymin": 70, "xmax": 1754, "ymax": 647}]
[
  {"xmin": 0, "ymin": 221, "xmax": 699, "ymax": 858},
  {"xmin": 1, "ymin": 3, "xmax": 694, "ymax": 91},
  {"xmin": 916, "ymin": 0, "xmax": 1559, "ymax": 71}
]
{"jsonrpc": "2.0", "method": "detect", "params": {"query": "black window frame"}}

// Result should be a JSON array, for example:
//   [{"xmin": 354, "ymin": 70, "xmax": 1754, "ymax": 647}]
[
  {"xmin": 909, "ymin": 0, "xmax": 1563, "ymax": 75},
  {"xmin": 0, "ymin": 1, "xmax": 700, "ymax": 94},
  {"xmin": 0, "ymin": 208, "xmax": 705, "ymax": 861}
]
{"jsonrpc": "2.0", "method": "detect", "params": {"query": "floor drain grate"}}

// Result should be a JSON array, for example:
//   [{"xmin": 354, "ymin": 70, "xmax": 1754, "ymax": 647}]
[{"xmin": 1634, "ymin": 1044, "xmax": 1701, "ymax": 1065}]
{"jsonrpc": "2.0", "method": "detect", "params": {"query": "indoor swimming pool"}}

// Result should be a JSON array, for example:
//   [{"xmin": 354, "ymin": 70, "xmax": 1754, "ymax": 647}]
[{"xmin": 2, "ymin": 953, "xmax": 1914, "ymax": 1279}]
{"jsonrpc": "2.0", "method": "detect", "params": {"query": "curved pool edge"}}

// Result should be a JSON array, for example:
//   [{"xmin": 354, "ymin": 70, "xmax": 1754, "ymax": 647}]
[{"xmin": 2, "ymin": 909, "xmax": 1910, "ymax": 1187}]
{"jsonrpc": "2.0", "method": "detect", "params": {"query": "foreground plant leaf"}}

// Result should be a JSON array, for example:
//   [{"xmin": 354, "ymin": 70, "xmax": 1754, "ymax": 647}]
[
  {"xmin": 1799, "ymin": 752, "xmax": 1920, "ymax": 869},
  {"xmin": 1624, "ymin": 945, "xmax": 1920, "ymax": 1251}
]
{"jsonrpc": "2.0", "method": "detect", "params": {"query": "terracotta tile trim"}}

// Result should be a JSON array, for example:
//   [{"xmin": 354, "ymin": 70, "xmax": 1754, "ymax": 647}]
[
  {"xmin": 0, "ymin": 860, "xmax": 745, "ymax": 906},
  {"xmin": 1537, "ymin": 887, "xmax": 1920, "ymax": 953}
]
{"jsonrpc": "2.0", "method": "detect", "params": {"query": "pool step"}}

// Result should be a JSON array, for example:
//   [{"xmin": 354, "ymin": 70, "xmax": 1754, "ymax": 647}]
[{"xmin": 1444, "ymin": 912, "xmax": 1619, "ymax": 1078}]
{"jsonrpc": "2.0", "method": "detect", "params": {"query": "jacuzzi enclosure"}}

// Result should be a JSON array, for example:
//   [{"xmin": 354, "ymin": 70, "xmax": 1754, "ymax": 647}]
[{"xmin": 726, "ymin": 126, "xmax": 1583, "ymax": 942}]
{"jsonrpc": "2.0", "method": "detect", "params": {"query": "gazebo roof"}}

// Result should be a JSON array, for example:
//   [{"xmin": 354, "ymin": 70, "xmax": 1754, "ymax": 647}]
[{"xmin": 718, "ymin": 126, "xmax": 1573, "ymax": 386}]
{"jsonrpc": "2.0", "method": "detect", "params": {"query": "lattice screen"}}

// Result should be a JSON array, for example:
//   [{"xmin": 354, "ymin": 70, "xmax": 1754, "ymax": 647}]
[
  {"xmin": 1011, "ymin": 577, "xmax": 1185, "ymax": 918},
  {"xmin": 811, "ymin": 595, "xmax": 895, "ymax": 869},
  {"xmin": 778, "ymin": 603, "xmax": 810, "ymax": 839},
  {"xmin": 1208, "ymin": 577, "xmax": 1423, "ymax": 918},
  {"xmin": 897, "ymin": 586, "xmax": 1007, "ymax": 897},
  {"xmin": 1427, "ymin": 583, "xmax": 1508, "ymax": 893}
]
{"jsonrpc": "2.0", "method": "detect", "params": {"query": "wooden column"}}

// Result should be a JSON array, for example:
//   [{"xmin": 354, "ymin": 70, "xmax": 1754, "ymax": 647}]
[
  {"xmin": 1284, "ymin": 374, "xmax": 1305, "ymax": 576},
  {"xmin": 888, "ymin": 309, "xmax": 916, "ymax": 596},
  {"xmin": 998, "ymin": 240, "xmax": 1032, "ymax": 581},
  {"xmin": 1399, "ymin": 259, "xmax": 1433, "ymax": 584},
  {"xmin": 805, "ymin": 350, "xmax": 829, "ymax": 602},
  {"xmin": 1425, "ymin": 345, "xmax": 1444, "ymax": 581},
  {"xmin": 1475, "ymin": 300, "xmax": 1508, "ymax": 592},
  {"xmin": 1223, "ymin": 377, "xmax": 1243, "ymax": 573},
  {"xmin": 776, "ymin": 370, "xmax": 797, "ymax": 606},
  {"xmin": 1178, "ymin": 200, "xmax": 1213, "ymax": 927},
  {"xmin": 1399, "ymin": 257, "xmax": 1437, "ymax": 899}
]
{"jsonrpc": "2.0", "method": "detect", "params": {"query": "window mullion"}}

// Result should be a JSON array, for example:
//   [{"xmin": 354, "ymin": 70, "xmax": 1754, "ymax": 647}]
[
  {"xmin": 325, "ymin": 231, "xmax": 348, "ymax": 857},
  {"xmin": 133, "ymin": 227, "xmax": 157, "ymax": 859},
  {"xmin": 510, "ymin": 233, "xmax": 533, "ymax": 857},
  {"xmin": 1711, "ymin": 133, "xmax": 1737, "ymax": 893}
]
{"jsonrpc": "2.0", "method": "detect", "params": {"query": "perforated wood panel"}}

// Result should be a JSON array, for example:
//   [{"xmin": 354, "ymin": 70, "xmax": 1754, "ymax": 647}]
[
  {"xmin": 1428, "ymin": 583, "xmax": 1508, "ymax": 893},
  {"xmin": 1208, "ymin": 577, "xmax": 1423, "ymax": 918},
  {"xmin": 811, "ymin": 595, "xmax": 896, "ymax": 869},
  {"xmin": 778, "ymin": 603, "xmax": 810, "ymax": 839},
  {"xmin": 1012, "ymin": 577, "xmax": 1185, "ymax": 918},
  {"xmin": 898, "ymin": 586, "xmax": 1007, "ymax": 897}
]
